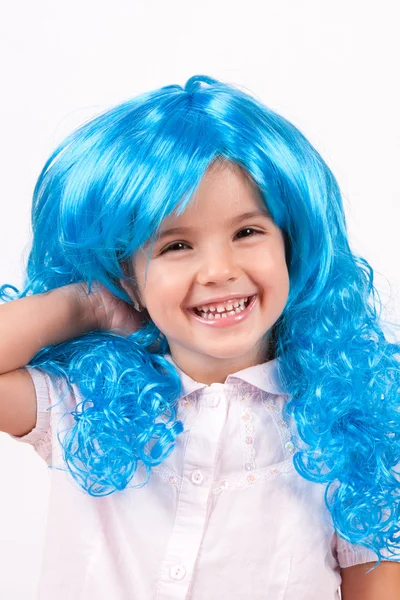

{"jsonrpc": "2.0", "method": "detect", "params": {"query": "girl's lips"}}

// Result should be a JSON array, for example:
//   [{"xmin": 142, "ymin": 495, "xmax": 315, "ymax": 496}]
[{"xmin": 187, "ymin": 295, "xmax": 257, "ymax": 328}]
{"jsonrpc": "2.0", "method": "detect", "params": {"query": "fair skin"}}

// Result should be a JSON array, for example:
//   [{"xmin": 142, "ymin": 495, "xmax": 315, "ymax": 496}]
[{"xmin": 122, "ymin": 160, "xmax": 290, "ymax": 384}]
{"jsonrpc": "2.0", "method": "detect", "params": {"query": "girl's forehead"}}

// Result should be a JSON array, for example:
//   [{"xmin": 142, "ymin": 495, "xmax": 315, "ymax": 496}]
[
  {"xmin": 139, "ymin": 162, "xmax": 274, "ymax": 252},
  {"xmin": 152, "ymin": 203, "xmax": 272, "ymax": 250},
  {"xmin": 162, "ymin": 165, "xmax": 267, "ymax": 225}
]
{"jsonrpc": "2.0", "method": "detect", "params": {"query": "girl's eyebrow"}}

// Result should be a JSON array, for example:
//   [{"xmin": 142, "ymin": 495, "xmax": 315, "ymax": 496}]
[{"xmin": 155, "ymin": 209, "xmax": 272, "ymax": 241}]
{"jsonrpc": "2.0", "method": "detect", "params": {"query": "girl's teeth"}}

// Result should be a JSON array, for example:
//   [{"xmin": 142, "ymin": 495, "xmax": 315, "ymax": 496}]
[
  {"xmin": 196, "ymin": 301, "xmax": 249, "ymax": 319},
  {"xmin": 198, "ymin": 297, "xmax": 247, "ymax": 313}
]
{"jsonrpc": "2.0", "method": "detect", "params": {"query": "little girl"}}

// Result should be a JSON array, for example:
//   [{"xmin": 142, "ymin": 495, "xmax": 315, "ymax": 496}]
[{"xmin": 1, "ymin": 75, "xmax": 399, "ymax": 600}]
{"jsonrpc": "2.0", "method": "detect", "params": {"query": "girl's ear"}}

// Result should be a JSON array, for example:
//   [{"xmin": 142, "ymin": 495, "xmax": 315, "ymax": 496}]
[
  {"xmin": 119, "ymin": 261, "xmax": 133, "ymax": 295},
  {"xmin": 119, "ymin": 263, "xmax": 146, "ymax": 311},
  {"xmin": 119, "ymin": 278, "xmax": 145, "ymax": 312},
  {"xmin": 119, "ymin": 277, "xmax": 133, "ymax": 299}
]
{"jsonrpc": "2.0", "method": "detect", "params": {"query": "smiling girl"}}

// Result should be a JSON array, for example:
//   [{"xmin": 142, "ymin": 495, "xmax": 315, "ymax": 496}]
[
  {"xmin": 1, "ymin": 76, "xmax": 400, "ymax": 599},
  {"xmin": 125, "ymin": 160, "xmax": 289, "ymax": 384}
]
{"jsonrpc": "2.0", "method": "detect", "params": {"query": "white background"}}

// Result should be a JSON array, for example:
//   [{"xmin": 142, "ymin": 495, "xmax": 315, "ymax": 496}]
[{"xmin": 0, "ymin": 1, "xmax": 399, "ymax": 598}]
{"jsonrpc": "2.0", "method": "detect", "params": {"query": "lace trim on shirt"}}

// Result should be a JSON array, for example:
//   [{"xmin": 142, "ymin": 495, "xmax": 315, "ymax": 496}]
[
  {"xmin": 240, "ymin": 405, "xmax": 257, "ymax": 472},
  {"xmin": 152, "ymin": 465, "xmax": 182, "ymax": 490},
  {"xmin": 238, "ymin": 390, "xmax": 296, "ymax": 476},
  {"xmin": 212, "ymin": 458, "xmax": 293, "ymax": 495},
  {"xmin": 262, "ymin": 395, "xmax": 296, "ymax": 458},
  {"xmin": 153, "ymin": 388, "xmax": 297, "ymax": 495},
  {"xmin": 176, "ymin": 396, "xmax": 197, "ymax": 428},
  {"xmin": 152, "ymin": 458, "xmax": 294, "ymax": 496},
  {"xmin": 214, "ymin": 391, "xmax": 296, "ymax": 493}
]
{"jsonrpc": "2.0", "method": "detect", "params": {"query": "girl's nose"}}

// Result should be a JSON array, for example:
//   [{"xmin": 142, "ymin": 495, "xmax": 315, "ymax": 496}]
[{"xmin": 195, "ymin": 247, "xmax": 241, "ymax": 286}]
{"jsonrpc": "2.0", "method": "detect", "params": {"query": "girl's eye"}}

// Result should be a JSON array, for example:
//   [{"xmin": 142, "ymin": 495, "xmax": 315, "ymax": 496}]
[
  {"xmin": 160, "ymin": 228, "xmax": 263, "ymax": 254},
  {"xmin": 235, "ymin": 227, "xmax": 263, "ymax": 240}
]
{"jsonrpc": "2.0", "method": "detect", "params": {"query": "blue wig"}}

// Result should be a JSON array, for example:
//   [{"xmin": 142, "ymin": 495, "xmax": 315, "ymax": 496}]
[{"xmin": 2, "ymin": 75, "xmax": 400, "ymax": 565}]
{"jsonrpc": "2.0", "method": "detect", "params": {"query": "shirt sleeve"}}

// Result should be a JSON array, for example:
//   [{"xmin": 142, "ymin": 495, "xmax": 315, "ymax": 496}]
[
  {"xmin": 336, "ymin": 533, "xmax": 400, "ymax": 568},
  {"xmin": 8, "ymin": 366, "xmax": 54, "ymax": 464}
]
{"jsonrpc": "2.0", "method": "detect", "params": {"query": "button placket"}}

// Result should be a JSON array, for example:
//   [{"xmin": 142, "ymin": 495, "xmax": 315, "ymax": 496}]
[{"xmin": 157, "ymin": 392, "xmax": 228, "ymax": 599}]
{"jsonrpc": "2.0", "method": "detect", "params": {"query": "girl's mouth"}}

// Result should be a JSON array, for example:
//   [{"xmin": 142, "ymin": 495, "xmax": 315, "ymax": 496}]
[{"xmin": 188, "ymin": 295, "xmax": 258, "ymax": 328}]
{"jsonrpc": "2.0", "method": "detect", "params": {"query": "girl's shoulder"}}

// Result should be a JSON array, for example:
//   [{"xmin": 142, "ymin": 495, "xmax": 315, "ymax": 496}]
[{"xmin": 8, "ymin": 366, "xmax": 79, "ymax": 464}]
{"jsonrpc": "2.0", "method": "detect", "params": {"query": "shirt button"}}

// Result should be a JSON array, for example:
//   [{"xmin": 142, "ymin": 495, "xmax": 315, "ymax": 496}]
[
  {"xmin": 170, "ymin": 564, "xmax": 186, "ymax": 580},
  {"xmin": 191, "ymin": 469, "xmax": 204, "ymax": 485}
]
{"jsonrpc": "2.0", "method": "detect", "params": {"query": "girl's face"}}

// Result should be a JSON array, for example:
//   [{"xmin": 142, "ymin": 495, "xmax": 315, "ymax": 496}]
[{"xmin": 127, "ymin": 162, "xmax": 289, "ymax": 384}]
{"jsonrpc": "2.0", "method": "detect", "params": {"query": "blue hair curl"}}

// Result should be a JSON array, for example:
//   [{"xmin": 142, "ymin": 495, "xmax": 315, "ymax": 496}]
[{"xmin": 2, "ymin": 75, "xmax": 400, "ymax": 566}]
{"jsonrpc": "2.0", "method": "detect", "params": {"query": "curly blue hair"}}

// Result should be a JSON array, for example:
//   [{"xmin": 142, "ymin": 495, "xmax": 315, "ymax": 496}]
[{"xmin": 2, "ymin": 75, "xmax": 399, "ymax": 565}]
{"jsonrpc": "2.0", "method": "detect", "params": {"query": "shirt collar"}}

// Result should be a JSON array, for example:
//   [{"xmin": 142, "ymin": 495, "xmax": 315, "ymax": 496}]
[{"xmin": 164, "ymin": 354, "xmax": 285, "ymax": 398}]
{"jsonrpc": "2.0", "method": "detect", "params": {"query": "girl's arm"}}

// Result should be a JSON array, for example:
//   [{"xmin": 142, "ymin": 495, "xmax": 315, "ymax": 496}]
[
  {"xmin": 0, "ymin": 285, "xmax": 98, "ymax": 375},
  {"xmin": 341, "ymin": 561, "xmax": 400, "ymax": 599},
  {"xmin": 0, "ymin": 285, "xmax": 98, "ymax": 436},
  {"xmin": 0, "ymin": 281, "xmax": 141, "ymax": 437}
]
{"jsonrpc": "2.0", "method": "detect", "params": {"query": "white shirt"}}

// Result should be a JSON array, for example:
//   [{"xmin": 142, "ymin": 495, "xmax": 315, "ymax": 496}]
[{"xmin": 12, "ymin": 355, "xmax": 378, "ymax": 599}]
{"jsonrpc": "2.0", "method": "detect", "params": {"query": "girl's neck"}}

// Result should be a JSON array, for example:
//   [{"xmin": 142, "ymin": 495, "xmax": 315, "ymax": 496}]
[{"xmin": 168, "ymin": 341, "xmax": 272, "ymax": 385}]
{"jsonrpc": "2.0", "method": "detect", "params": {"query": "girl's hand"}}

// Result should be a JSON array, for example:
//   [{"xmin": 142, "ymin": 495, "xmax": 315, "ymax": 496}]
[{"xmin": 72, "ymin": 281, "xmax": 148, "ymax": 334}]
